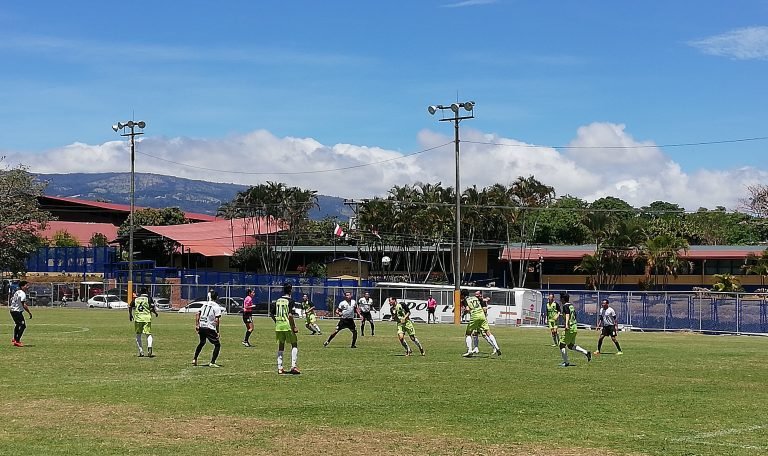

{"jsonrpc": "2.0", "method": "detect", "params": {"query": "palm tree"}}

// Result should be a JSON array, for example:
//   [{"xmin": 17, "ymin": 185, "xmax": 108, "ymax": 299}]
[
  {"xmin": 743, "ymin": 249, "xmax": 768, "ymax": 289},
  {"xmin": 638, "ymin": 234, "xmax": 690, "ymax": 290}
]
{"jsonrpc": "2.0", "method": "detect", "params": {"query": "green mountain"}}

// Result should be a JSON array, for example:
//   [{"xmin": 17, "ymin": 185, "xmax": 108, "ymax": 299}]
[{"xmin": 37, "ymin": 173, "xmax": 348, "ymax": 219}]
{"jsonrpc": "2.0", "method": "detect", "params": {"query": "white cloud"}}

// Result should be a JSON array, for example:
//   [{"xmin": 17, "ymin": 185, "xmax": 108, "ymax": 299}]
[
  {"xmin": 6, "ymin": 123, "xmax": 767, "ymax": 211},
  {"xmin": 442, "ymin": 0, "xmax": 497, "ymax": 8},
  {"xmin": 688, "ymin": 26, "xmax": 768, "ymax": 60}
]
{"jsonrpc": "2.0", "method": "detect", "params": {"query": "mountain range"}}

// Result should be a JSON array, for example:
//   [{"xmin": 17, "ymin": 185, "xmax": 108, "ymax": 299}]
[{"xmin": 37, "ymin": 173, "xmax": 349, "ymax": 219}]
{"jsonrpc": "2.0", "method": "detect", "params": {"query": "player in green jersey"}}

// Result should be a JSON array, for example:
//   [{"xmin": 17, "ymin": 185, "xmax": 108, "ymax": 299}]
[
  {"xmin": 461, "ymin": 289, "xmax": 501, "ymax": 357},
  {"xmin": 546, "ymin": 293, "xmax": 561, "ymax": 346},
  {"xmin": 558, "ymin": 292, "xmax": 591, "ymax": 367},
  {"xmin": 301, "ymin": 294, "xmax": 322, "ymax": 335},
  {"xmin": 388, "ymin": 297, "xmax": 424, "ymax": 356},
  {"xmin": 271, "ymin": 283, "xmax": 300, "ymax": 375},
  {"xmin": 129, "ymin": 287, "xmax": 158, "ymax": 357}
]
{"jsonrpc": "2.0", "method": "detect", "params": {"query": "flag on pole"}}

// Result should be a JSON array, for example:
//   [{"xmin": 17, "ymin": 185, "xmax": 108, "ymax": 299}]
[{"xmin": 333, "ymin": 224, "xmax": 345, "ymax": 238}]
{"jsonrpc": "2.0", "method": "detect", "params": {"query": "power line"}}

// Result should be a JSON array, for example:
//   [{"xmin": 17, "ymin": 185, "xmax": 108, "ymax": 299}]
[{"xmin": 464, "ymin": 135, "xmax": 768, "ymax": 150}]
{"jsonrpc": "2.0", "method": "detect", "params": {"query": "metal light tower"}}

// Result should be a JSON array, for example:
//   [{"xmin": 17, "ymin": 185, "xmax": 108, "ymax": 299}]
[
  {"xmin": 112, "ymin": 120, "xmax": 146, "ymax": 303},
  {"xmin": 427, "ymin": 101, "xmax": 474, "ymax": 324}
]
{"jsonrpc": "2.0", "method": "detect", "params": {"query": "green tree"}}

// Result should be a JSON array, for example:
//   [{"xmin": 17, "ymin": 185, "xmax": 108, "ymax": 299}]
[
  {"xmin": 743, "ymin": 249, "xmax": 768, "ymax": 289},
  {"xmin": 637, "ymin": 234, "xmax": 690, "ymax": 290},
  {"xmin": 118, "ymin": 207, "xmax": 188, "ymax": 266},
  {"xmin": 0, "ymin": 162, "xmax": 50, "ymax": 274},
  {"xmin": 89, "ymin": 232, "xmax": 109, "ymax": 247},
  {"xmin": 51, "ymin": 230, "xmax": 80, "ymax": 247},
  {"xmin": 711, "ymin": 273, "xmax": 743, "ymax": 292}
]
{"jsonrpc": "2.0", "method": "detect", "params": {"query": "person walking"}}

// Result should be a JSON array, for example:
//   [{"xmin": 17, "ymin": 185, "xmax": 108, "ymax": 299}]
[
  {"xmin": 192, "ymin": 292, "xmax": 223, "ymax": 367},
  {"xmin": 595, "ymin": 299, "xmax": 623, "ymax": 355},
  {"xmin": 558, "ymin": 292, "xmax": 592, "ymax": 367},
  {"xmin": 426, "ymin": 294, "xmax": 437, "ymax": 324},
  {"xmin": 242, "ymin": 289, "xmax": 255, "ymax": 347},
  {"xmin": 546, "ymin": 293, "xmax": 561, "ymax": 346},
  {"xmin": 129, "ymin": 287, "xmax": 158, "ymax": 357},
  {"xmin": 324, "ymin": 291, "xmax": 358, "ymax": 348},
  {"xmin": 272, "ymin": 283, "xmax": 300, "ymax": 375},
  {"xmin": 389, "ymin": 297, "xmax": 424, "ymax": 356},
  {"xmin": 301, "ymin": 294, "xmax": 322, "ymax": 335},
  {"xmin": 357, "ymin": 291, "xmax": 375, "ymax": 336},
  {"xmin": 10, "ymin": 280, "xmax": 32, "ymax": 347}
]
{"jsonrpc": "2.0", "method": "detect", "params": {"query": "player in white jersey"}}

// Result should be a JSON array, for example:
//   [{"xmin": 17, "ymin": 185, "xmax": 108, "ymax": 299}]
[
  {"xmin": 10, "ymin": 281, "xmax": 32, "ymax": 347},
  {"xmin": 323, "ymin": 291, "xmax": 358, "ymax": 348},
  {"xmin": 193, "ymin": 292, "xmax": 223, "ymax": 367},
  {"xmin": 595, "ymin": 299, "xmax": 623, "ymax": 355},
  {"xmin": 357, "ymin": 291, "xmax": 375, "ymax": 336}
]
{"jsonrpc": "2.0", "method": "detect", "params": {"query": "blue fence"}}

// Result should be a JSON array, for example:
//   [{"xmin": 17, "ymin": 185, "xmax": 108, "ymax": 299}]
[
  {"xmin": 541, "ymin": 290, "xmax": 768, "ymax": 334},
  {"xmin": 26, "ymin": 246, "xmax": 116, "ymax": 275}
]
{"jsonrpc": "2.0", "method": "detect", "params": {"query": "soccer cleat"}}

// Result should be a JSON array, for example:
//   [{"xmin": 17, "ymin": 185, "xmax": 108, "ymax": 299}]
[
  {"xmin": 289, "ymin": 367, "xmax": 301, "ymax": 375},
  {"xmin": 586, "ymin": 351, "xmax": 592, "ymax": 362},
  {"xmin": 550, "ymin": 344, "xmax": 558, "ymax": 347},
  {"xmin": 559, "ymin": 362, "xmax": 571, "ymax": 367},
  {"xmin": 242, "ymin": 341, "xmax": 251, "ymax": 347},
  {"xmin": 405, "ymin": 350, "xmax": 412, "ymax": 357},
  {"xmin": 12, "ymin": 341, "xmax": 23, "ymax": 347},
  {"xmin": 420, "ymin": 348, "xmax": 425, "ymax": 356},
  {"xmin": 350, "ymin": 345, "xmax": 357, "ymax": 348},
  {"xmin": 492, "ymin": 348, "xmax": 502, "ymax": 356},
  {"xmin": 191, "ymin": 359, "xmax": 198, "ymax": 366},
  {"xmin": 323, "ymin": 341, "xmax": 329, "ymax": 347},
  {"xmin": 138, "ymin": 352, "xmax": 145, "ymax": 357},
  {"xmin": 594, "ymin": 350, "xmax": 600, "ymax": 355},
  {"xmin": 148, "ymin": 347, "xmax": 154, "ymax": 357},
  {"xmin": 472, "ymin": 347, "xmax": 480, "ymax": 354},
  {"xmin": 278, "ymin": 368, "xmax": 285, "ymax": 375},
  {"xmin": 616, "ymin": 351, "xmax": 623, "ymax": 355},
  {"xmin": 462, "ymin": 351, "xmax": 473, "ymax": 358},
  {"xmin": 208, "ymin": 363, "xmax": 221, "ymax": 368}
]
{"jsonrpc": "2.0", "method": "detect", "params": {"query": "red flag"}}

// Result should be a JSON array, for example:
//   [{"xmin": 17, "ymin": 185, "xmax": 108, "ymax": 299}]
[{"xmin": 333, "ymin": 224, "xmax": 345, "ymax": 238}]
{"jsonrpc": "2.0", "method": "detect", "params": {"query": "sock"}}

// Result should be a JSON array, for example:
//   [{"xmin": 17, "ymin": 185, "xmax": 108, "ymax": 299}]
[
  {"xmin": 487, "ymin": 334, "xmax": 499, "ymax": 350},
  {"xmin": 400, "ymin": 339, "xmax": 410, "ymax": 351},
  {"xmin": 552, "ymin": 333, "xmax": 559, "ymax": 345},
  {"xmin": 211, "ymin": 343, "xmax": 220, "ymax": 363},
  {"xmin": 412, "ymin": 337, "xmax": 423, "ymax": 352},
  {"xmin": 614, "ymin": 340, "xmax": 622, "ymax": 351},
  {"xmin": 598, "ymin": 338, "xmax": 604, "ymax": 351},
  {"xmin": 314, "ymin": 324, "xmax": 322, "ymax": 334},
  {"xmin": 245, "ymin": 330, "xmax": 252, "ymax": 342},
  {"xmin": 573, "ymin": 345, "xmax": 589, "ymax": 355},
  {"xmin": 465, "ymin": 335, "xmax": 473, "ymax": 351},
  {"xmin": 560, "ymin": 347, "xmax": 569, "ymax": 364},
  {"xmin": 351, "ymin": 331, "xmax": 358, "ymax": 347},
  {"xmin": 147, "ymin": 335, "xmax": 153, "ymax": 349},
  {"xmin": 277, "ymin": 350, "xmax": 284, "ymax": 370},
  {"xmin": 136, "ymin": 334, "xmax": 143, "ymax": 352},
  {"xmin": 291, "ymin": 347, "xmax": 298, "ymax": 369}
]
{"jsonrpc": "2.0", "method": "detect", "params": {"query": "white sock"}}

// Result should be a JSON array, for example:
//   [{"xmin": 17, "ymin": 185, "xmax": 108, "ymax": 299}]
[
  {"xmin": 135, "ymin": 334, "xmax": 143, "ymax": 352},
  {"xmin": 291, "ymin": 347, "xmax": 298, "ymax": 369},
  {"xmin": 412, "ymin": 337, "xmax": 423, "ymax": 351},
  {"xmin": 147, "ymin": 335, "xmax": 153, "ymax": 349},
  {"xmin": 560, "ymin": 347, "xmax": 569, "ymax": 363},
  {"xmin": 573, "ymin": 345, "xmax": 589, "ymax": 355},
  {"xmin": 277, "ymin": 350, "xmax": 284, "ymax": 370},
  {"xmin": 465, "ymin": 335, "xmax": 473, "ymax": 351},
  {"xmin": 487, "ymin": 334, "xmax": 499, "ymax": 350}
]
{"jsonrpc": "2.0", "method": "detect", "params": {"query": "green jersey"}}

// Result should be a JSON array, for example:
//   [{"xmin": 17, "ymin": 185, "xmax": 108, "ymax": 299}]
[
  {"xmin": 562, "ymin": 303, "xmax": 578, "ymax": 331},
  {"xmin": 392, "ymin": 302, "xmax": 409, "ymax": 323},
  {"xmin": 273, "ymin": 296, "xmax": 294, "ymax": 332},
  {"xmin": 302, "ymin": 300, "xmax": 315, "ymax": 315},
  {"xmin": 132, "ymin": 296, "xmax": 152, "ymax": 323},
  {"xmin": 546, "ymin": 301, "xmax": 560, "ymax": 321},
  {"xmin": 465, "ymin": 296, "xmax": 486, "ymax": 321}
]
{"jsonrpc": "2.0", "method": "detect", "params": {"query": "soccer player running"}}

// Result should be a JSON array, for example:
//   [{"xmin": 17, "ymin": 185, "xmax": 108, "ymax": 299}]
[
  {"xmin": 9, "ymin": 280, "xmax": 32, "ymax": 347},
  {"xmin": 596, "ymin": 299, "xmax": 623, "ymax": 355},
  {"xmin": 558, "ymin": 292, "xmax": 592, "ymax": 367},
  {"xmin": 192, "ymin": 292, "xmax": 223, "ymax": 367},
  {"xmin": 323, "ymin": 291, "xmax": 358, "ymax": 348},
  {"xmin": 389, "ymin": 297, "xmax": 424, "ymax": 356},
  {"xmin": 461, "ymin": 289, "xmax": 501, "ymax": 357},
  {"xmin": 301, "ymin": 294, "xmax": 322, "ymax": 335},
  {"xmin": 272, "ymin": 283, "xmax": 300, "ymax": 375},
  {"xmin": 242, "ymin": 288, "xmax": 255, "ymax": 347},
  {"xmin": 357, "ymin": 291, "xmax": 375, "ymax": 336},
  {"xmin": 546, "ymin": 293, "xmax": 561, "ymax": 346},
  {"xmin": 129, "ymin": 287, "xmax": 158, "ymax": 357}
]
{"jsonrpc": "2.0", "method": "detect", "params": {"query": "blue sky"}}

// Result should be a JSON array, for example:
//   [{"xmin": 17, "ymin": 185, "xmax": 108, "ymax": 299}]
[{"xmin": 2, "ymin": 1, "xmax": 768, "ymax": 209}]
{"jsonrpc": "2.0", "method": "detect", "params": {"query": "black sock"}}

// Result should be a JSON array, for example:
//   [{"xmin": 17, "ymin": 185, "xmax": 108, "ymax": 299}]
[
  {"xmin": 351, "ymin": 330, "xmax": 358, "ymax": 347},
  {"xmin": 211, "ymin": 342, "xmax": 221, "ymax": 363},
  {"xmin": 597, "ymin": 338, "xmax": 603, "ymax": 351},
  {"xmin": 245, "ymin": 330, "xmax": 252, "ymax": 342},
  {"xmin": 615, "ymin": 340, "xmax": 622, "ymax": 351}
]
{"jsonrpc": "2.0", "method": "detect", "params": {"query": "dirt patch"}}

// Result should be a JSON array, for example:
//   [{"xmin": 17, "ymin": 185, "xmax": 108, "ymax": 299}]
[{"xmin": 0, "ymin": 399, "xmax": 642, "ymax": 455}]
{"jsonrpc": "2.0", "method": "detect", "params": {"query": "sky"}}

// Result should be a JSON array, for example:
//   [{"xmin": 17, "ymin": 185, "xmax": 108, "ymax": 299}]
[{"xmin": 1, "ymin": 1, "xmax": 768, "ymax": 211}]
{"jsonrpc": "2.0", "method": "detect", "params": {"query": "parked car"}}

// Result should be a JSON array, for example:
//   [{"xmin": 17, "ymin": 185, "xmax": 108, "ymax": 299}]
[
  {"xmin": 216, "ymin": 297, "xmax": 244, "ymax": 313},
  {"xmin": 176, "ymin": 301, "xmax": 227, "ymax": 315},
  {"xmin": 87, "ymin": 294, "xmax": 129, "ymax": 309},
  {"xmin": 27, "ymin": 284, "xmax": 53, "ymax": 306},
  {"xmin": 153, "ymin": 297, "xmax": 172, "ymax": 311}
]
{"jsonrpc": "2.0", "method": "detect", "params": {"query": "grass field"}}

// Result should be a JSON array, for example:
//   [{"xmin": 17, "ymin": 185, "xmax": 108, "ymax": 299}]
[{"xmin": 1, "ymin": 308, "xmax": 766, "ymax": 456}]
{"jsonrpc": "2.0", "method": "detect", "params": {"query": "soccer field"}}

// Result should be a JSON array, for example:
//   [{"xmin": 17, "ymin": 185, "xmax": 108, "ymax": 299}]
[{"xmin": 1, "ymin": 308, "xmax": 765, "ymax": 456}]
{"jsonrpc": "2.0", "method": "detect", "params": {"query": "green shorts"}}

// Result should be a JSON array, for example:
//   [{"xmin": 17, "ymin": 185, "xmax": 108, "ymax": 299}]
[
  {"xmin": 465, "ymin": 318, "xmax": 490, "ymax": 335},
  {"xmin": 562, "ymin": 329, "xmax": 577, "ymax": 346},
  {"xmin": 305, "ymin": 313, "xmax": 316, "ymax": 325},
  {"xmin": 134, "ymin": 321, "xmax": 151, "ymax": 335},
  {"xmin": 276, "ymin": 330, "xmax": 298, "ymax": 345},
  {"xmin": 397, "ymin": 321, "xmax": 416, "ymax": 337},
  {"xmin": 548, "ymin": 319, "xmax": 559, "ymax": 330}
]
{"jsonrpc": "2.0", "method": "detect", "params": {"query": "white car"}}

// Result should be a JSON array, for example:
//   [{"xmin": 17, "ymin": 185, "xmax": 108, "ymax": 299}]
[
  {"xmin": 87, "ymin": 294, "xmax": 129, "ymax": 309},
  {"xmin": 176, "ymin": 301, "xmax": 227, "ymax": 315}
]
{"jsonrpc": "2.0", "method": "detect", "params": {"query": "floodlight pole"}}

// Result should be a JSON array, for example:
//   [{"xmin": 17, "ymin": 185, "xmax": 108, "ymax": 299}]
[
  {"xmin": 113, "ymin": 120, "xmax": 146, "ymax": 303},
  {"xmin": 428, "ymin": 102, "xmax": 474, "ymax": 324}
]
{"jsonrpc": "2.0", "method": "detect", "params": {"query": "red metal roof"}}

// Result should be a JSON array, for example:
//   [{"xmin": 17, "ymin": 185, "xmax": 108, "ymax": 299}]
[
  {"xmin": 500, "ymin": 245, "xmax": 768, "ymax": 261},
  {"xmin": 40, "ymin": 195, "xmax": 216, "ymax": 222},
  {"xmin": 39, "ymin": 221, "xmax": 119, "ymax": 245},
  {"xmin": 140, "ymin": 217, "xmax": 286, "ymax": 257}
]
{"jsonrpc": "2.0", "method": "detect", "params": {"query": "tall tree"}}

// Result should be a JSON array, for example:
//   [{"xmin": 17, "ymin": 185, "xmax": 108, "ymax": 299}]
[{"xmin": 0, "ymin": 162, "xmax": 50, "ymax": 275}]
